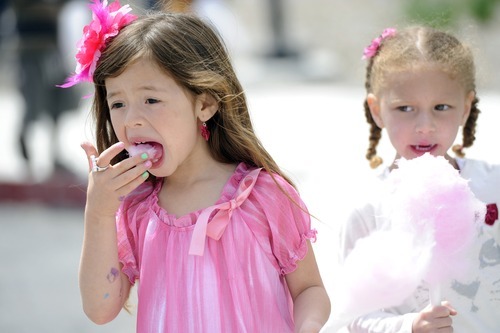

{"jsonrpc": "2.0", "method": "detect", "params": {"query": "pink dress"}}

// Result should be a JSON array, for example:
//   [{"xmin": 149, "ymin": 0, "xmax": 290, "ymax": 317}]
[{"xmin": 116, "ymin": 163, "xmax": 317, "ymax": 332}]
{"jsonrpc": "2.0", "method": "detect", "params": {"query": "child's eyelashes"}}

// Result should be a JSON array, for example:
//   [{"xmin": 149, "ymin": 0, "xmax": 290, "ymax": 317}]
[
  {"xmin": 108, "ymin": 98, "xmax": 161, "ymax": 109},
  {"xmin": 394, "ymin": 104, "xmax": 451, "ymax": 112},
  {"xmin": 435, "ymin": 104, "xmax": 451, "ymax": 111},
  {"xmin": 145, "ymin": 98, "xmax": 160, "ymax": 104},
  {"xmin": 397, "ymin": 105, "xmax": 413, "ymax": 112},
  {"xmin": 110, "ymin": 101, "xmax": 125, "ymax": 109}
]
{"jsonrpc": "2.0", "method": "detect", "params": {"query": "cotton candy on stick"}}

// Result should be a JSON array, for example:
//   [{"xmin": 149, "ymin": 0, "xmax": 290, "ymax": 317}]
[
  {"xmin": 386, "ymin": 153, "xmax": 485, "ymax": 306},
  {"xmin": 330, "ymin": 229, "xmax": 432, "ymax": 331}
]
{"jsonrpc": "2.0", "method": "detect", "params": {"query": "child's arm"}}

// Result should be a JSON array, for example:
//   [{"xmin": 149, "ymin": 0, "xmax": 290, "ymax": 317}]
[
  {"xmin": 348, "ymin": 311, "xmax": 417, "ymax": 332},
  {"xmin": 79, "ymin": 211, "xmax": 132, "ymax": 324},
  {"xmin": 286, "ymin": 240, "xmax": 331, "ymax": 333},
  {"xmin": 79, "ymin": 141, "xmax": 150, "ymax": 324},
  {"xmin": 347, "ymin": 303, "xmax": 456, "ymax": 333}
]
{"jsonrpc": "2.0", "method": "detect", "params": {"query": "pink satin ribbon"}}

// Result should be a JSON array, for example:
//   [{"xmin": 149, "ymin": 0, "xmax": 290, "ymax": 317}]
[{"xmin": 189, "ymin": 168, "xmax": 262, "ymax": 256}]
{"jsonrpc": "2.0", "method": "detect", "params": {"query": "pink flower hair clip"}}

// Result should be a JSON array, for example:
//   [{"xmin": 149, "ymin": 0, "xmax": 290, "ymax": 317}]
[
  {"xmin": 58, "ymin": 0, "xmax": 137, "ymax": 88},
  {"xmin": 362, "ymin": 27, "xmax": 397, "ymax": 60}
]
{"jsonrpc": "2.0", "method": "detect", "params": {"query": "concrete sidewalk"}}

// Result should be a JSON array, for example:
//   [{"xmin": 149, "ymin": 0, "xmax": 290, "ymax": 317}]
[{"xmin": 0, "ymin": 203, "xmax": 136, "ymax": 333}]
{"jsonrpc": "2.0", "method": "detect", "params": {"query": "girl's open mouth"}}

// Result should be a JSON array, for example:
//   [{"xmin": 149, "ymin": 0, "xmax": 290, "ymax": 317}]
[
  {"xmin": 411, "ymin": 144, "xmax": 437, "ymax": 153},
  {"xmin": 127, "ymin": 142, "xmax": 163, "ymax": 165}
]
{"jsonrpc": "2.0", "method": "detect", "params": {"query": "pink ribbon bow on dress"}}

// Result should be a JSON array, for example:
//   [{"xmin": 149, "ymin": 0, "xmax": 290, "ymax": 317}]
[{"xmin": 189, "ymin": 168, "xmax": 262, "ymax": 256}]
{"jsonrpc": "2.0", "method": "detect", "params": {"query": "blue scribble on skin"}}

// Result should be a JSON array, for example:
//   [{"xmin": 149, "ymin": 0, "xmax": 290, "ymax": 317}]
[
  {"xmin": 104, "ymin": 293, "xmax": 110, "ymax": 299},
  {"xmin": 107, "ymin": 267, "xmax": 119, "ymax": 283}
]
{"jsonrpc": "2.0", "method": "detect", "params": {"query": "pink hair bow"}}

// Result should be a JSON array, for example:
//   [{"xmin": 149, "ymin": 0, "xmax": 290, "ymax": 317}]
[
  {"xmin": 58, "ymin": 0, "xmax": 137, "ymax": 88},
  {"xmin": 362, "ymin": 27, "xmax": 396, "ymax": 59}
]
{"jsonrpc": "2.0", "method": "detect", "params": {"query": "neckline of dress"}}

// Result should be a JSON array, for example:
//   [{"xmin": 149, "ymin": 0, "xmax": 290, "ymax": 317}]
[{"xmin": 150, "ymin": 162, "xmax": 249, "ymax": 222}]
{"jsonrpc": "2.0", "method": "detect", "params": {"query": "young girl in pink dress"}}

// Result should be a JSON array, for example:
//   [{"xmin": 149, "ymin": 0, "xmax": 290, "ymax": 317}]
[{"xmin": 60, "ymin": 1, "xmax": 330, "ymax": 332}]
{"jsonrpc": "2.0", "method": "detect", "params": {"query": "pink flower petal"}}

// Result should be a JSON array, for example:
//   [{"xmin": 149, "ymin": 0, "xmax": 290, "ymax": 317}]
[{"xmin": 58, "ymin": 0, "xmax": 137, "ymax": 88}]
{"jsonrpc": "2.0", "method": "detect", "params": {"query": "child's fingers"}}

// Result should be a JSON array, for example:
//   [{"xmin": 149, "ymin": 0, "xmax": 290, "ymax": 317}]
[
  {"xmin": 110, "ymin": 150, "xmax": 152, "ymax": 177},
  {"xmin": 97, "ymin": 155, "xmax": 151, "ymax": 192},
  {"xmin": 80, "ymin": 141, "xmax": 99, "ymax": 172},
  {"xmin": 91, "ymin": 142, "xmax": 126, "ymax": 169},
  {"xmin": 441, "ymin": 301, "xmax": 457, "ymax": 316},
  {"xmin": 431, "ymin": 304, "xmax": 456, "ymax": 318},
  {"xmin": 434, "ymin": 315, "xmax": 453, "ymax": 329},
  {"xmin": 84, "ymin": 144, "xmax": 154, "ymax": 202},
  {"xmin": 115, "ymin": 165, "xmax": 151, "ymax": 197}
]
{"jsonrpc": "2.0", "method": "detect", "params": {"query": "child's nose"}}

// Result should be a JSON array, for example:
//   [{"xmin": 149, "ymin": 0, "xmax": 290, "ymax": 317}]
[
  {"xmin": 415, "ymin": 111, "xmax": 436, "ymax": 134},
  {"xmin": 124, "ymin": 106, "xmax": 144, "ymax": 128}
]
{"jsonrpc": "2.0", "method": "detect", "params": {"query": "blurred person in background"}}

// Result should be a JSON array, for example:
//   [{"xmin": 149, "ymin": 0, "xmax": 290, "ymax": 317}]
[
  {"xmin": 0, "ymin": 1, "xmax": 8, "ymax": 46},
  {"xmin": 10, "ymin": 0, "xmax": 80, "ymax": 179}
]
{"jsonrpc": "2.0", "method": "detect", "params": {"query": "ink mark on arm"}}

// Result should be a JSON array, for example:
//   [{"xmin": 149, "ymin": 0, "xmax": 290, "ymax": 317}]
[{"xmin": 107, "ymin": 267, "xmax": 119, "ymax": 283}]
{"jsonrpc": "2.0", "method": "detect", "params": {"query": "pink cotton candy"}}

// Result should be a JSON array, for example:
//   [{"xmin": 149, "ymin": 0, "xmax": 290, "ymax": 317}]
[
  {"xmin": 387, "ymin": 153, "xmax": 485, "ymax": 286},
  {"xmin": 127, "ymin": 143, "xmax": 161, "ymax": 161},
  {"xmin": 330, "ymin": 153, "xmax": 486, "ymax": 329},
  {"xmin": 331, "ymin": 229, "xmax": 432, "ymax": 329}
]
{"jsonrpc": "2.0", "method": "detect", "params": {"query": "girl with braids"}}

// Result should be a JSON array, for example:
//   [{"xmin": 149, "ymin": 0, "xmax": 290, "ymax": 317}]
[
  {"xmin": 337, "ymin": 25, "xmax": 500, "ymax": 333},
  {"xmin": 60, "ymin": 1, "xmax": 330, "ymax": 332}
]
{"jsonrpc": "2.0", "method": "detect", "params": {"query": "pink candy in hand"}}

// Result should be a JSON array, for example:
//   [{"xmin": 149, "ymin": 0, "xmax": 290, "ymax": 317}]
[
  {"xmin": 127, "ymin": 143, "xmax": 161, "ymax": 162},
  {"xmin": 386, "ymin": 153, "xmax": 485, "ymax": 305}
]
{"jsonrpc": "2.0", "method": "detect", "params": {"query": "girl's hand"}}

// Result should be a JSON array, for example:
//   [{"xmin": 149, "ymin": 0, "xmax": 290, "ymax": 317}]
[
  {"xmin": 81, "ymin": 141, "xmax": 152, "ymax": 218},
  {"xmin": 412, "ymin": 301, "xmax": 457, "ymax": 333}
]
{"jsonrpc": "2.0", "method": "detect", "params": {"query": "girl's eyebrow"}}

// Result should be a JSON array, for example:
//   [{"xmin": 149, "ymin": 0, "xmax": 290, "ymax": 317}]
[
  {"xmin": 106, "ymin": 86, "xmax": 161, "ymax": 99},
  {"xmin": 106, "ymin": 91, "xmax": 119, "ymax": 100},
  {"xmin": 139, "ymin": 85, "xmax": 160, "ymax": 91}
]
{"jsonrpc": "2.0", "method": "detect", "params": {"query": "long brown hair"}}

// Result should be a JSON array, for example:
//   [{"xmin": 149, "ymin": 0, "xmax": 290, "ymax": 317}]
[{"xmin": 91, "ymin": 11, "xmax": 296, "ymax": 187}]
